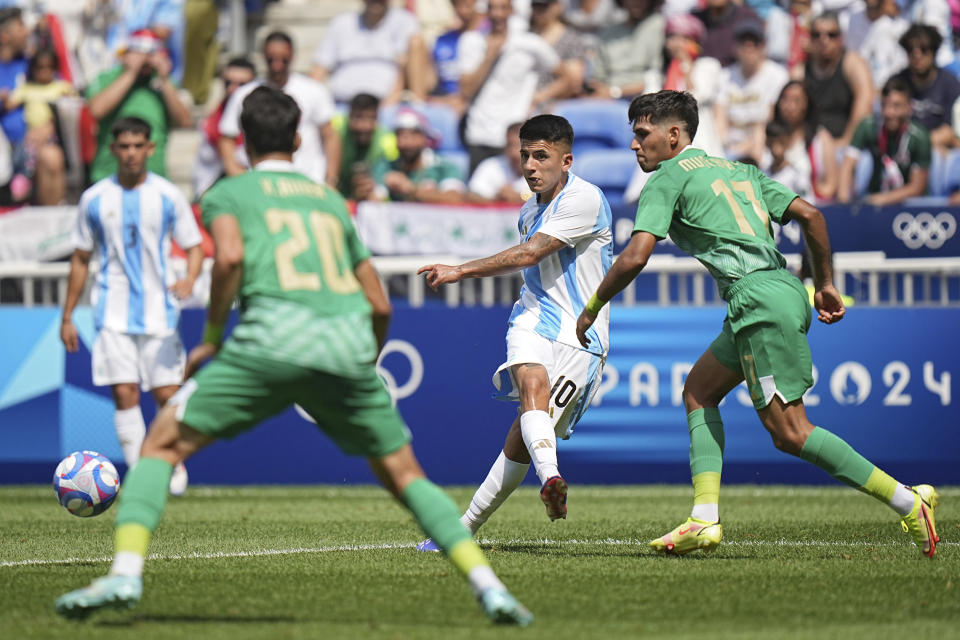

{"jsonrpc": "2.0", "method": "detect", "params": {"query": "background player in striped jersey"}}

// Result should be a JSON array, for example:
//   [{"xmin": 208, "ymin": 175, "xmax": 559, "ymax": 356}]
[
  {"xmin": 56, "ymin": 86, "xmax": 533, "ymax": 626},
  {"xmin": 576, "ymin": 90, "xmax": 939, "ymax": 558},
  {"xmin": 60, "ymin": 117, "xmax": 201, "ymax": 495},
  {"xmin": 417, "ymin": 115, "xmax": 613, "ymax": 545}
]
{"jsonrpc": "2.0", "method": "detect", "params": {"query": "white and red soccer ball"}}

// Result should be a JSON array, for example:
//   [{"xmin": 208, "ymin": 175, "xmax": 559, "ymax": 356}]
[{"xmin": 53, "ymin": 451, "xmax": 119, "ymax": 517}]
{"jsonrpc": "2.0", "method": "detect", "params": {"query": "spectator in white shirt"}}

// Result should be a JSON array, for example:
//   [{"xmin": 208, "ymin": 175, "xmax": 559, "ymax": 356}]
[{"xmin": 468, "ymin": 121, "xmax": 530, "ymax": 203}]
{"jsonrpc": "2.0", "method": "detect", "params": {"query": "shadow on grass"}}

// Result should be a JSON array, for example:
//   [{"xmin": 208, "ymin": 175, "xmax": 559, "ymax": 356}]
[
  {"xmin": 97, "ymin": 613, "xmax": 296, "ymax": 625},
  {"xmin": 487, "ymin": 543, "xmax": 754, "ymax": 561}
]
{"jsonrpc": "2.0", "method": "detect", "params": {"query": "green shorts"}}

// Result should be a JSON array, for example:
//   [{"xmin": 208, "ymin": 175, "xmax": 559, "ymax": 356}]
[
  {"xmin": 173, "ymin": 349, "xmax": 411, "ymax": 458},
  {"xmin": 709, "ymin": 270, "xmax": 813, "ymax": 410}
]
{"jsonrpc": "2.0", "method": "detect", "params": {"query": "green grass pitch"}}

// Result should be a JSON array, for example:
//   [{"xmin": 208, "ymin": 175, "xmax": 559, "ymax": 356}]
[{"xmin": 2, "ymin": 485, "xmax": 957, "ymax": 639}]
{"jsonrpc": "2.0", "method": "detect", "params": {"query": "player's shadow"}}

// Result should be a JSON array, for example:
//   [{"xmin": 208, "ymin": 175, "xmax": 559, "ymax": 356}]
[{"xmin": 97, "ymin": 613, "xmax": 296, "ymax": 626}]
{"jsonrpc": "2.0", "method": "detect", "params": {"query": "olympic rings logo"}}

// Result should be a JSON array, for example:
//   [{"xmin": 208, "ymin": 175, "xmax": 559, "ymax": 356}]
[
  {"xmin": 295, "ymin": 339, "xmax": 424, "ymax": 423},
  {"xmin": 892, "ymin": 212, "xmax": 956, "ymax": 250}
]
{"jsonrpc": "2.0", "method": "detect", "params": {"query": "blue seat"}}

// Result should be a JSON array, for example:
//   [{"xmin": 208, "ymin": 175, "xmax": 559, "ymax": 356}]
[
  {"xmin": 928, "ymin": 149, "xmax": 949, "ymax": 196},
  {"xmin": 572, "ymin": 148, "xmax": 638, "ymax": 206},
  {"xmin": 854, "ymin": 149, "xmax": 873, "ymax": 198},
  {"xmin": 552, "ymin": 99, "xmax": 633, "ymax": 155},
  {"xmin": 941, "ymin": 148, "xmax": 960, "ymax": 196},
  {"xmin": 380, "ymin": 102, "xmax": 464, "ymax": 152}
]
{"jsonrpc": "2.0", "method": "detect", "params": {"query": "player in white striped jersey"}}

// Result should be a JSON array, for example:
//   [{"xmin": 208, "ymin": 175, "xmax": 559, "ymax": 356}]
[
  {"xmin": 60, "ymin": 117, "xmax": 203, "ymax": 494},
  {"xmin": 418, "ymin": 115, "xmax": 612, "ymax": 541}
]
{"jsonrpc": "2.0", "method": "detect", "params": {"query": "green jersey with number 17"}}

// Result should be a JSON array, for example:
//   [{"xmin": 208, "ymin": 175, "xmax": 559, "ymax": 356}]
[
  {"xmin": 634, "ymin": 147, "xmax": 799, "ymax": 299},
  {"xmin": 200, "ymin": 162, "xmax": 376, "ymax": 374}
]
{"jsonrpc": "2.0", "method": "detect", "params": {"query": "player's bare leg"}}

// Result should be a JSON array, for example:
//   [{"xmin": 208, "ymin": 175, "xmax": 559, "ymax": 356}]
[
  {"xmin": 759, "ymin": 397, "xmax": 939, "ymax": 557},
  {"xmin": 651, "ymin": 350, "xmax": 741, "ymax": 554},
  {"xmin": 369, "ymin": 445, "xmax": 533, "ymax": 625},
  {"xmin": 152, "ymin": 385, "xmax": 189, "ymax": 496},
  {"xmin": 56, "ymin": 406, "xmax": 213, "ymax": 618}
]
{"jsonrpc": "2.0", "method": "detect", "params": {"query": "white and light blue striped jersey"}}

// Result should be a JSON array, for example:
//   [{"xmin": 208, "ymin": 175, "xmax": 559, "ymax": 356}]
[
  {"xmin": 72, "ymin": 173, "xmax": 202, "ymax": 336},
  {"xmin": 509, "ymin": 172, "xmax": 613, "ymax": 355}
]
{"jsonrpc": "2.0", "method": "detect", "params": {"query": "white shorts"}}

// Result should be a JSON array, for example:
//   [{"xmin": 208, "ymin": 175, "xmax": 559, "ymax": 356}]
[
  {"xmin": 92, "ymin": 328, "xmax": 186, "ymax": 391},
  {"xmin": 491, "ymin": 327, "xmax": 605, "ymax": 440}
]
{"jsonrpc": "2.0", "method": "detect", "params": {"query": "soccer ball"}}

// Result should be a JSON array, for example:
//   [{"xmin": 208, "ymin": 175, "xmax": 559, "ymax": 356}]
[{"xmin": 53, "ymin": 450, "xmax": 119, "ymax": 517}]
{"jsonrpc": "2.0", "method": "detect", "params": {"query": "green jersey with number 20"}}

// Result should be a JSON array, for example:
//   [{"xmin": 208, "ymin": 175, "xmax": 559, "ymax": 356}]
[
  {"xmin": 200, "ymin": 163, "xmax": 376, "ymax": 374},
  {"xmin": 634, "ymin": 147, "xmax": 799, "ymax": 298}
]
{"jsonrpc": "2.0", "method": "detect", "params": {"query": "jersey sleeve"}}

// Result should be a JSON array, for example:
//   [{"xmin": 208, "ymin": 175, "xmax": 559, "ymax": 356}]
[
  {"xmin": 171, "ymin": 188, "xmax": 203, "ymax": 249},
  {"xmin": 200, "ymin": 181, "xmax": 237, "ymax": 229},
  {"xmin": 537, "ymin": 184, "xmax": 604, "ymax": 245},
  {"xmin": 633, "ymin": 171, "xmax": 680, "ymax": 239},
  {"xmin": 72, "ymin": 191, "xmax": 95, "ymax": 251},
  {"xmin": 911, "ymin": 126, "xmax": 932, "ymax": 170},
  {"xmin": 849, "ymin": 117, "xmax": 872, "ymax": 151},
  {"xmin": 753, "ymin": 166, "xmax": 798, "ymax": 224}
]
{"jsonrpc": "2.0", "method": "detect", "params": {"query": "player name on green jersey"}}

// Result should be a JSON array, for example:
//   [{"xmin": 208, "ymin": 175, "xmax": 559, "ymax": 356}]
[
  {"xmin": 201, "ymin": 166, "xmax": 377, "ymax": 374},
  {"xmin": 634, "ymin": 147, "xmax": 799, "ymax": 299}
]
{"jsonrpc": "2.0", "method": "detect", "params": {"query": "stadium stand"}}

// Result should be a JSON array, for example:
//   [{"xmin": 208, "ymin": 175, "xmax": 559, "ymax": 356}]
[{"xmin": 572, "ymin": 148, "xmax": 636, "ymax": 206}]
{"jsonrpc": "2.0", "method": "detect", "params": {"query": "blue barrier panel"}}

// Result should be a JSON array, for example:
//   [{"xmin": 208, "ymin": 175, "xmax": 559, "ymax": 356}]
[
  {"xmin": 0, "ymin": 305, "xmax": 957, "ymax": 484},
  {"xmin": 610, "ymin": 202, "xmax": 960, "ymax": 257}
]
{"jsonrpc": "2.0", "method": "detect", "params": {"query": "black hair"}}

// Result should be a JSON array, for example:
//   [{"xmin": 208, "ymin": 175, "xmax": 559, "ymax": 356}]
[
  {"xmin": 811, "ymin": 10, "xmax": 841, "ymax": 30},
  {"xmin": 899, "ymin": 24, "xmax": 942, "ymax": 55},
  {"xmin": 241, "ymin": 85, "xmax": 301, "ymax": 155},
  {"xmin": 224, "ymin": 56, "xmax": 255, "ymax": 75},
  {"xmin": 627, "ymin": 90, "xmax": 699, "ymax": 140},
  {"xmin": 111, "ymin": 116, "xmax": 152, "ymax": 140},
  {"xmin": 881, "ymin": 76, "xmax": 912, "ymax": 99},
  {"xmin": 765, "ymin": 119, "xmax": 791, "ymax": 142},
  {"xmin": 773, "ymin": 80, "xmax": 819, "ymax": 147},
  {"xmin": 0, "ymin": 7, "xmax": 21, "ymax": 28},
  {"xmin": 349, "ymin": 92, "xmax": 380, "ymax": 113},
  {"xmin": 263, "ymin": 30, "xmax": 294, "ymax": 50},
  {"xmin": 519, "ymin": 114, "xmax": 574, "ymax": 148},
  {"xmin": 27, "ymin": 48, "xmax": 59, "ymax": 82}
]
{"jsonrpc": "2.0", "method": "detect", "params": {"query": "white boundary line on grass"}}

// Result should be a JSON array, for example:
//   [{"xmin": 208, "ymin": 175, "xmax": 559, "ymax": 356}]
[{"xmin": 2, "ymin": 537, "xmax": 954, "ymax": 568}]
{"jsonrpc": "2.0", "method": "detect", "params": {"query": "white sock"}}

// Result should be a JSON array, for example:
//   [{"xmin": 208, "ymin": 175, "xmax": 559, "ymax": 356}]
[
  {"xmin": 461, "ymin": 451, "xmax": 530, "ymax": 534},
  {"xmin": 890, "ymin": 483, "xmax": 916, "ymax": 516},
  {"xmin": 520, "ymin": 410, "xmax": 558, "ymax": 485},
  {"xmin": 114, "ymin": 407, "xmax": 146, "ymax": 468},
  {"xmin": 467, "ymin": 565, "xmax": 505, "ymax": 597},
  {"xmin": 109, "ymin": 551, "xmax": 144, "ymax": 578},
  {"xmin": 691, "ymin": 503, "xmax": 719, "ymax": 523}
]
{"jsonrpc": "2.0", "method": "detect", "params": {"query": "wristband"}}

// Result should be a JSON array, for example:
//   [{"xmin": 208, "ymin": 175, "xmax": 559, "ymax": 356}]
[
  {"xmin": 202, "ymin": 322, "xmax": 225, "ymax": 346},
  {"xmin": 585, "ymin": 293, "xmax": 606, "ymax": 315}
]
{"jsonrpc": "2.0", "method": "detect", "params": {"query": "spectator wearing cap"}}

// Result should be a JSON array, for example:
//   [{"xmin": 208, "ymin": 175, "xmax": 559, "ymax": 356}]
[
  {"xmin": 804, "ymin": 11, "xmax": 873, "ymax": 147},
  {"xmin": 589, "ymin": 0, "xmax": 666, "ymax": 100},
  {"xmin": 663, "ymin": 13, "xmax": 723, "ymax": 156},
  {"xmin": 86, "ymin": 28, "xmax": 191, "ymax": 183},
  {"xmin": 103, "ymin": 0, "xmax": 185, "ymax": 85},
  {"xmin": 367, "ymin": 107, "xmax": 466, "ymax": 203},
  {"xmin": 838, "ymin": 76, "xmax": 931, "ymax": 205},
  {"xmin": 714, "ymin": 19, "xmax": 789, "ymax": 163},
  {"xmin": 312, "ymin": 0, "xmax": 434, "ymax": 105},
  {"xmin": 333, "ymin": 92, "xmax": 398, "ymax": 201},
  {"xmin": 890, "ymin": 24, "xmax": 960, "ymax": 153},
  {"xmin": 458, "ymin": 0, "xmax": 561, "ymax": 175},
  {"xmin": 692, "ymin": 0, "xmax": 761, "ymax": 67},
  {"xmin": 219, "ymin": 31, "xmax": 340, "ymax": 187}
]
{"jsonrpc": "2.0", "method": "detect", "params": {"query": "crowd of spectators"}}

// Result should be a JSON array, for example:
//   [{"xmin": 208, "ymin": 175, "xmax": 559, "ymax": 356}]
[{"xmin": 4, "ymin": 0, "xmax": 960, "ymax": 211}]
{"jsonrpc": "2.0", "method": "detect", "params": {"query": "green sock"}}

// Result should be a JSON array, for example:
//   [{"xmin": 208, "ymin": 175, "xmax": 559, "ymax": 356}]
[
  {"xmin": 402, "ymin": 478, "xmax": 473, "ymax": 555},
  {"xmin": 799, "ymin": 427, "xmax": 875, "ymax": 489},
  {"xmin": 688, "ymin": 408, "xmax": 724, "ymax": 476},
  {"xmin": 115, "ymin": 457, "xmax": 173, "ymax": 533}
]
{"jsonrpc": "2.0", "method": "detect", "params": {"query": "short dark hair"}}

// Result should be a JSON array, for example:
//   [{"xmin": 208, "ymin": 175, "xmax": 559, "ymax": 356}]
[
  {"xmin": 0, "ymin": 7, "xmax": 22, "ymax": 28},
  {"xmin": 263, "ymin": 30, "xmax": 294, "ymax": 50},
  {"xmin": 765, "ymin": 119, "xmax": 791, "ymax": 142},
  {"xmin": 812, "ymin": 10, "xmax": 841, "ymax": 29},
  {"xmin": 111, "ymin": 116, "xmax": 152, "ymax": 140},
  {"xmin": 519, "ymin": 114, "xmax": 574, "ymax": 149},
  {"xmin": 881, "ymin": 76, "xmax": 912, "ymax": 99},
  {"xmin": 899, "ymin": 24, "xmax": 942, "ymax": 54},
  {"xmin": 241, "ymin": 85, "xmax": 301, "ymax": 155},
  {"xmin": 628, "ymin": 90, "xmax": 699, "ymax": 140},
  {"xmin": 349, "ymin": 92, "xmax": 380, "ymax": 113},
  {"xmin": 224, "ymin": 56, "xmax": 255, "ymax": 75}
]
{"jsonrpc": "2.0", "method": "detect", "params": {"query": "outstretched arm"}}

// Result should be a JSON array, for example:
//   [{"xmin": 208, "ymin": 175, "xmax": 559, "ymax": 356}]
[
  {"xmin": 575, "ymin": 231, "xmax": 658, "ymax": 347},
  {"xmin": 417, "ymin": 232, "xmax": 566, "ymax": 290},
  {"xmin": 784, "ymin": 197, "xmax": 845, "ymax": 324}
]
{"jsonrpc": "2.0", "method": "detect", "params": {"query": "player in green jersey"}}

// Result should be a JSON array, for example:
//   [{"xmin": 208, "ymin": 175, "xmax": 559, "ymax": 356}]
[
  {"xmin": 55, "ymin": 86, "xmax": 533, "ymax": 626},
  {"xmin": 576, "ymin": 90, "xmax": 940, "ymax": 558}
]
